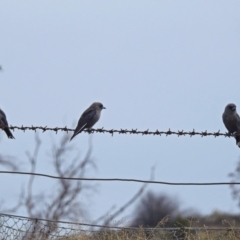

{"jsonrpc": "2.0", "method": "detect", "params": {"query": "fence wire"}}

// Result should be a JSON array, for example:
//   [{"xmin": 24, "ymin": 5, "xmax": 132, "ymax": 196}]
[
  {"xmin": 3, "ymin": 125, "xmax": 239, "ymax": 138},
  {"xmin": 1, "ymin": 213, "xmax": 240, "ymax": 240},
  {"xmin": 0, "ymin": 171, "xmax": 240, "ymax": 186}
]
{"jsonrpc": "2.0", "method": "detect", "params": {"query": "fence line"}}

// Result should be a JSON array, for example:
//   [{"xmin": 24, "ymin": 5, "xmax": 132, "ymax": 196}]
[
  {"xmin": 3, "ymin": 125, "xmax": 238, "ymax": 137},
  {"xmin": 1, "ymin": 212, "xmax": 240, "ymax": 231},
  {"xmin": 0, "ymin": 171, "xmax": 238, "ymax": 186},
  {"xmin": 1, "ymin": 213, "xmax": 240, "ymax": 240}
]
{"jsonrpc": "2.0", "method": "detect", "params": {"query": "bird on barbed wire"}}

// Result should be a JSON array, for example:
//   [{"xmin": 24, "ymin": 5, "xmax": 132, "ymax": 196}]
[
  {"xmin": 70, "ymin": 102, "xmax": 106, "ymax": 141},
  {"xmin": 0, "ymin": 108, "xmax": 15, "ymax": 139},
  {"xmin": 222, "ymin": 103, "xmax": 240, "ymax": 148}
]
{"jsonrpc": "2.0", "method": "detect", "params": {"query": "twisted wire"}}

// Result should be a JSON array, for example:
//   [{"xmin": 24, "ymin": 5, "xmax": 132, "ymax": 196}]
[{"xmin": 2, "ymin": 125, "xmax": 238, "ymax": 138}]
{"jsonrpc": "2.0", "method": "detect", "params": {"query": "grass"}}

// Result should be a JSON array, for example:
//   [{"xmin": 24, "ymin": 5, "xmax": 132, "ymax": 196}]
[
  {"xmin": 54, "ymin": 227, "xmax": 240, "ymax": 240},
  {"xmin": 49, "ymin": 217, "xmax": 240, "ymax": 240}
]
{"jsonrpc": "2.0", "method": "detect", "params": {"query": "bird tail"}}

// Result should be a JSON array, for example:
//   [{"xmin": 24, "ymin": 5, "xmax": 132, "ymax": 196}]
[
  {"xmin": 70, "ymin": 133, "xmax": 76, "ymax": 141},
  {"xmin": 4, "ymin": 128, "xmax": 15, "ymax": 139},
  {"xmin": 70, "ymin": 124, "xmax": 88, "ymax": 141},
  {"xmin": 235, "ymin": 134, "xmax": 240, "ymax": 148},
  {"xmin": 70, "ymin": 131, "xmax": 80, "ymax": 141}
]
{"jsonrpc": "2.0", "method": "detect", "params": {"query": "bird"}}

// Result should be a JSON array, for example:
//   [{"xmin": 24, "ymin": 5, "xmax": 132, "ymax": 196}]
[
  {"xmin": 70, "ymin": 102, "xmax": 106, "ymax": 141},
  {"xmin": 0, "ymin": 108, "xmax": 15, "ymax": 139},
  {"xmin": 222, "ymin": 103, "xmax": 240, "ymax": 147}
]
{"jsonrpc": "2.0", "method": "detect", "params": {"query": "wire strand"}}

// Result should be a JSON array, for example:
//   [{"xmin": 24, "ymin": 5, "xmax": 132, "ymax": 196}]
[
  {"xmin": 3, "ymin": 125, "xmax": 237, "ymax": 137},
  {"xmin": 0, "ymin": 171, "xmax": 238, "ymax": 186}
]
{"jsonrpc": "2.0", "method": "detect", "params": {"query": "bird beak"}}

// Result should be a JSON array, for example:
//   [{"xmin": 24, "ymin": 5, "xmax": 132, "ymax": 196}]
[
  {"xmin": 232, "ymin": 107, "xmax": 236, "ymax": 111},
  {"xmin": 102, "ymin": 106, "xmax": 106, "ymax": 109}
]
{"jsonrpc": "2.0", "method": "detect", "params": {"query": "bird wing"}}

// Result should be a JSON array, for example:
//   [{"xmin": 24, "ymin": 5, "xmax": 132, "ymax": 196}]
[
  {"xmin": 237, "ymin": 113, "xmax": 240, "ymax": 129},
  {"xmin": 0, "ymin": 109, "xmax": 9, "ymax": 127},
  {"xmin": 74, "ymin": 108, "xmax": 96, "ymax": 135}
]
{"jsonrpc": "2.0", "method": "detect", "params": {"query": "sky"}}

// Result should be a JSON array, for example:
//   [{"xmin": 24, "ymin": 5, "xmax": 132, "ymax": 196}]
[{"xmin": 1, "ymin": 0, "xmax": 240, "ymax": 226}]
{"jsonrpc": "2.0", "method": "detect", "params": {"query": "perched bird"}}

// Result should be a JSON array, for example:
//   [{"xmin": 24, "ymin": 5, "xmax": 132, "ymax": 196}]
[
  {"xmin": 222, "ymin": 103, "xmax": 240, "ymax": 147},
  {"xmin": 0, "ymin": 108, "xmax": 15, "ymax": 139},
  {"xmin": 70, "ymin": 102, "xmax": 106, "ymax": 141}
]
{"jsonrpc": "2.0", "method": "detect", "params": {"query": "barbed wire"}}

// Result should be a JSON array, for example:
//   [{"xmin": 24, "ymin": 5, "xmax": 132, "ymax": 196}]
[
  {"xmin": 0, "ymin": 171, "xmax": 239, "ymax": 186},
  {"xmin": 3, "ymin": 125, "xmax": 239, "ymax": 138},
  {"xmin": 0, "ymin": 212, "xmax": 240, "ymax": 240}
]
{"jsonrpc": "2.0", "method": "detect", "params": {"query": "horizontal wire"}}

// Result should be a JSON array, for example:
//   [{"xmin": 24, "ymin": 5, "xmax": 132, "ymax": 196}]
[
  {"xmin": 0, "ymin": 212, "xmax": 239, "ymax": 231},
  {"xmin": 2, "ymin": 125, "xmax": 238, "ymax": 137},
  {"xmin": 0, "ymin": 171, "xmax": 238, "ymax": 186}
]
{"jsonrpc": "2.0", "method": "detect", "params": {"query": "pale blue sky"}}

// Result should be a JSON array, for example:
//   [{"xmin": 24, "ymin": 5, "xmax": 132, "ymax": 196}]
[{"xmin": 1, "ymin": 0, "xmax": 240, "ymax": 224}]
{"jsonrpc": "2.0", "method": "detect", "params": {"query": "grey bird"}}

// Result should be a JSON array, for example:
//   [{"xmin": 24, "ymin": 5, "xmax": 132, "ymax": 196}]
[
  {"xmin": 0, "ymin": 108, "xmax": 15, "ymax": 139},
  {"xmin": 222, "ymin": 103, "xmax": 240, "ymax": 147},
  {"xmin": 70, "ymin": 102, "xmax": 106, "ymax": 141}
]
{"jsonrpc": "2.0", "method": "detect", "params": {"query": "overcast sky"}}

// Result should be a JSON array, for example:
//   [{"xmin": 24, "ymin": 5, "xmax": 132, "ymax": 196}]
[{"xmin": 1, "ymin": 0, "xmax": 240, "ymax": 224}]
